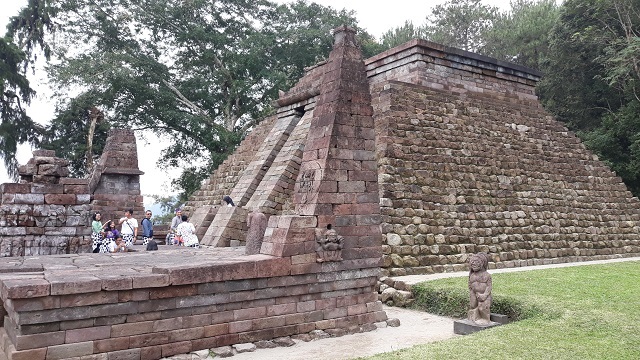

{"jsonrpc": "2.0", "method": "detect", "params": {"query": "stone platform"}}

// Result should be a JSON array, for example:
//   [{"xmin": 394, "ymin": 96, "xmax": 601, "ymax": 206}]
[{"xmin": 0, "ymin": 246, "xmax": 386, "ymax": 360}]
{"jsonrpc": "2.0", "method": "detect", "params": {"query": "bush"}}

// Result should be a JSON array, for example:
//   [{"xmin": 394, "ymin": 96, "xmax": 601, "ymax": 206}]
[{"xmin": 410, "ymin": 283, "xmax": 543, "ymax": 321}]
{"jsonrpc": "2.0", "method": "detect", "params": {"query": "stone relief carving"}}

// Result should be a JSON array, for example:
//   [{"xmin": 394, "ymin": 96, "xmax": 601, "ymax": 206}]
[
  {"xmin": 468, "ymin": 252, "xmax": 492, "ymax": 325},
  {"xmin": 295, "ymin": 160, "xmax": 322, "ymax": 214},
  {"xmin": 315, "ymin": 225, "xmax": 344, "ymax": 262}
]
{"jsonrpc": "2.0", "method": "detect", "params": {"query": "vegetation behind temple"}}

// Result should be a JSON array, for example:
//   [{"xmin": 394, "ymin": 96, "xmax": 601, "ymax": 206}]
[{"xmin": 2, "ymin": 0, "xmax": 639, "ymax": 200}]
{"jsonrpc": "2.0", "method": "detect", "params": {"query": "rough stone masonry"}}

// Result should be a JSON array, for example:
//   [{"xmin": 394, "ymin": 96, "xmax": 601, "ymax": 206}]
[
  {"xmin": 185, "ymin": 35, "xmax": 640, "ymax": 277},
  {"xmin": 0, "ymin": 26, "xmax": 388, "ymax": 360}
]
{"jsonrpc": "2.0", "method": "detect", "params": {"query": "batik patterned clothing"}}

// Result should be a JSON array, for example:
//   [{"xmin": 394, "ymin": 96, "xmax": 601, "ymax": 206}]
[{"xmin": 176, "ymin": 222, "xmax": 199, "ymax": 248}]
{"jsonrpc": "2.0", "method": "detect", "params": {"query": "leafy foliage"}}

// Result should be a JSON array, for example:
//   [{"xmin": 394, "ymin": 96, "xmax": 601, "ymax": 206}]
[
  {"xmin": 0, "ymin": 37, "xmax": 42, "ymax": 178},
  {"xmin": 482, "ymin": 0, "xmax": 560, "ymax": 70},
  {"xmin": 423, "ymin": 0, "xmax": 499, "ymax": 52},
  {"xmin": 379, "ymin": 21, "xmax": 425, "ymax": 50},
  {"xmin": 6, "ymin": 0, "xmax": 374, "ymax": 198},
  {"xmin": 538, "ymin": 0, "xmax": 640, "ymax": 195}
]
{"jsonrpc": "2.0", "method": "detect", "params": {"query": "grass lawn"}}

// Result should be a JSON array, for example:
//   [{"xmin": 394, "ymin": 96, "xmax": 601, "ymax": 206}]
[{"xmin": 363, "ymin": 261, "xmax": 640, "ymax": 360}]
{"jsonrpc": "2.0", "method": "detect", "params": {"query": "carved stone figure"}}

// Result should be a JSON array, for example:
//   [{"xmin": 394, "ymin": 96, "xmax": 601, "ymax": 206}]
[
  {"xmin": 468, "ymin": 253, "xmax": 492, "ymax": 324},
  {"xmin": 245, "ymin": 210, "xmax": 267, "ymax": 255},
  {"xmin": 315, "ymin": 225, "xmax": 344, "ymax": 262}
]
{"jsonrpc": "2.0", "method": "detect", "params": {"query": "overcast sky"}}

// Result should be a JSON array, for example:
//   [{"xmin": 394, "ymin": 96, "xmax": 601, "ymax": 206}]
[{"xmin": 0, "ymin": 0, "xmax": 521, "ymax": 201}]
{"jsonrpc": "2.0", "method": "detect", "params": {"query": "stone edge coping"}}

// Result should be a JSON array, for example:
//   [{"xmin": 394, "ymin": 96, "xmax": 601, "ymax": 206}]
[
  {"xmin": 0, "ymin": 254, "xmax": 292, "ymax": 301},
  {"xmin": 364, "ymin": 38, "xmax": 542, "ymax": 81}
]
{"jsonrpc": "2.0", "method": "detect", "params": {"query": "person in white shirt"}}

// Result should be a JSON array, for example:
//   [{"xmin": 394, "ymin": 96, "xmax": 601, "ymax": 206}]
[
  {"xmin": 108, "ymin": 236, "xmax": 128, "ymax": 253},
  {"xmin": 118, "ymin": 209, "xmax": 138, "ymax": 247},
  {"xmin": 175, "ymin": 215, "xmax": 199, "ymax": 248}
]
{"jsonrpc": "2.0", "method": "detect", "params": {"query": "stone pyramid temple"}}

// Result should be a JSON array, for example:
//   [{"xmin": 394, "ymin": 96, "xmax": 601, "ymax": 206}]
[{"xmin": 185, "ymin": 27, "xmax": 640, "ymax": 276}]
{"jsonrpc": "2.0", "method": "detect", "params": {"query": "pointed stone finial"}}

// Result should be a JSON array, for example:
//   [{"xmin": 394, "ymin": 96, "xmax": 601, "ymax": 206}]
[{"xmin": 332, "ymin": 25, "xmax": 357, "ymax": 48}]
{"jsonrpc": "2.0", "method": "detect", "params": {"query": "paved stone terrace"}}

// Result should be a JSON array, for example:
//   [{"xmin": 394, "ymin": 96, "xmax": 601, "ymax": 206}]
[{"xmin": 0, "ymin": 246, "xmax": 283, "ymax": 296}]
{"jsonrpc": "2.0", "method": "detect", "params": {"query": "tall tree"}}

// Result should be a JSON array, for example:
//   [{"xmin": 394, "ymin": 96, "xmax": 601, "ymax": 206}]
[
  {"xmin": 538, "ymin": 0, "xmax": 640, "ymax": 195},
  {"xmin": 423, "ymin": 0, "xmax": 499, "ymax": 52},
  {"xmin": 379, "ymin": 21, "xmax": 425, "ymax": 50},
  {"xmin": 0, "ymin": 0, "xmax": 56, "ymax": 178},
  {"xmin": 482, "ymin": 0, "xmax": 560, "ymax": 70},
  {"xmin": 7, "ymin": 0, "xmax": 373, "ymax": 198}
]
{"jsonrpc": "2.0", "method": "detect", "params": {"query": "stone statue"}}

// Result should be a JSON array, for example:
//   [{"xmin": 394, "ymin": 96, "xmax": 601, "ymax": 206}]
[
  {"xmin": 468, "ymin": 253, "xmax": 492, "ymax": 324},
  {"xmin": 315, "ymin": 225, "xmax": 344, "ymax": 262},
  {"xmin": 245, "ymin": 210, "xmax": 267, "ymax": 255}
]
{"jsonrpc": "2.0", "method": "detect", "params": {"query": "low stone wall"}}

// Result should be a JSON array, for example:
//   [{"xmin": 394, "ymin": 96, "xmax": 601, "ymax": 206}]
[
  {"xmin": 0, "ymin": 248, "xmax": 386, "ymax": 360},
  {"xmin": 0, "ymin": 150, "xmax": 92, "ymax": 256}
]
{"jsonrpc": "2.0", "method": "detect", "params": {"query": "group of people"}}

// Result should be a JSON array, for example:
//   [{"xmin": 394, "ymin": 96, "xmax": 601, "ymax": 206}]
[
  {"xmin": 91, "ymin": 196, "xmax": 236, "ymax": 253},
  {"xmin": 166, "ymin": 208, "xmax": 199, "ymax": 248},
  {"xmin": 91, "ymin": 209, "xmax": 155, "ymax": 253}
]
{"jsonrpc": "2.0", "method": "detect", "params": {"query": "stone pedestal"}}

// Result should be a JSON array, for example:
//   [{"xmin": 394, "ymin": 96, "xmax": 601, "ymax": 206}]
[{"xmin": 453, "ymin": 319, "xmax": 501, "ymax": 335}]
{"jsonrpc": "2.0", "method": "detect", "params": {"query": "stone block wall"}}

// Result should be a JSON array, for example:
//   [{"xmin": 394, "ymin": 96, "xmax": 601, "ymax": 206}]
[
  {"xmin": 90, "ymin": 129, "xmax": 145, "ymax": 222},
  {"xmin": 0, "ymin": 249, "xmax": 386, "ymax": 360},
  {"xmin": 184, "ymin": 115, "xmax": 279, "ymax": 215},
  {"xmin": 372, "ymin": 80, "xmax": 640, "ymax": 275},
  {"xmin": 0, "ymin": 150, "xmax": 92, "ymax": 256}
]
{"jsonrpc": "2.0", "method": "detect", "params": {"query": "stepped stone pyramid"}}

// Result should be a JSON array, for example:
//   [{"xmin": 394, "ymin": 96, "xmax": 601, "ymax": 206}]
[{"xmin": 185, "ymin": 31, "xmax": 640, "ymax": 276}]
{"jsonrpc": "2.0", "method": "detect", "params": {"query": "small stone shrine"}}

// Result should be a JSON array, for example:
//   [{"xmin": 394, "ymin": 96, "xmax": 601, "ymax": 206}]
[{"xmin": 0, "ymin": 150, "xmax": 92, "ymax": 256}]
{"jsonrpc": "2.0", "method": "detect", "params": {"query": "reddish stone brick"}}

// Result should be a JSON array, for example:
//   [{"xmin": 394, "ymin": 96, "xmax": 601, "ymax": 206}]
[
  {"xmin": 111, "ymin": 321, "xmax": 153, "ymax": 337},
  {"xmin": 65, "ymin": 325, "xmax": 110, "ymax": 343},
  {"xmin": 105, "ymin": 348, "xmax": 140, "ymax": 360},
  {"xmin": 139, "ymin": 345, "xmax": 162, "ymax": 360},
  {"xmin": 297, "ymin": 322, "xmax": 316, "ymax": 334},
  {"xmin": 266, "ymin": 303, "xmax": 296, "ymax": 316},
  {"xmin": 126, "ymin": 312, "xmax": 160, "ymax": 323},
  {"xmin": 234, "ymin": 307, "xmax": 267, "ymax": 321},
  {"xmin": 168, "ymin": 327, "xmax": 204, "ymax": 342},
  {"xmin": 210, "ymin": 311, "xmax": 234, "ymax": 325},
  {"xmin": 2, "ymin": 279, "xmax": 50, "ymax": 299},
  {"xmin": 190, "ymin": 337, "xmax": 218, "ymax": 352},
  {"xmin": 152, "ymin": 318, "xmax": 183, "ymax": 333},
  {"xmin": 214, "ymin": 333, "xmax": 239, "ymax": 347},
  {"xmin": 45, "ymin": 341, "xmax": 93, "ymax": 360},
  {"xmin": 296, "ymin": 300, "xmax": 316, "ymax": 313},
  {"xmin": 237, "ymin": 328, "xmax": 275, "ymax": 343},
  {"xmin": 44, "ymin": 194, "xmax": 77, "ymax": 205},
  {"xmin": 228, "ymin": 320, "xmax": 253, "ymax": 334},
  {"xmin": 6, "ymin": 296, "xmax": 59, "ymax": 312},
  {"xmin": 149, "ymin": 285, "xmax": 197, "ymax": 299},
  {"xmin": 118, "ymin": 289, "xmax": 149, "ymax": 302},
  {"xmin": 347, "ymin": 303, "xmax": 367, "ymax": 316},
  {"xmin": 253, "ymin": 315, "xmax": 286, "ymax": 330},
  {"xmin": 161, "ymin": 340, "xmax": 191, "ymax": 357},
  {"xmin": 12, "ymin": 330, "xmax": 65, "ymax": 350},
  {"xmin": 284, "ymin": 313, "xmax": 305, "ymax": 325},
  {"xmin": 203, "ymin": 323, "xmax": 228, "ymax": 338},
  {"xmin": 324, "ymin": 307, "xmax": 348, "ymax": 319},
  {"xmin": 93, "ymin": 337, "xmax": 130, "ymax": 353},
  {"xmin": 182, "ymin": 314, "xmax": 211, "ymax": 328},
  {"xmin": 131, "ymin": 274, "xmax": 169, "ymax": 289},
  {"xmin": 48, "ymin": 276, "xmax": 102, "ymax": 296},
  {"xmin": 7, "ymin": 347, "xmax": 47, "ymax": 360},
  {"xmin": 221, "ymin": 261, "xmax": 257, "ymax": 281},
  {"xmin": 97, "ymin": 275, "xmax": 133, "ymax": 291},
  {"xmin": 60, "ymin": 292, "xmax": 118, "ymax": 308},
  {"xmin": 272, "ymin": 325, "xmax": 297, "ymax": 338},
  {"xmin": 128, "ymin": 332, "xmax": 169, "ymax": 348}
]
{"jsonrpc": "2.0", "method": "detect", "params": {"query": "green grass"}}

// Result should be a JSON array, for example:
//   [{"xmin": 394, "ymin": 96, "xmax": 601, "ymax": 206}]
[{"xmin": 363, "ymin": 261, "xmax": 640, "ymax": 360}]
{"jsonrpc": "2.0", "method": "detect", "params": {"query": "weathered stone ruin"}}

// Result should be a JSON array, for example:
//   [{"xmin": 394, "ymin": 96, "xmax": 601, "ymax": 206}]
[
  {"xmin": 0, "ymin": 129, "xmax": 145, "ymax": 257},
  {"xmin": 186, "ymin": 36, "xmax": 640, "ymax": 277},
  {"xmin": 0, "ymin": 27, "xmax": 388, "ymax": 360},
  {"xmin": 0, "ymin": 23, "xmax": 639, "ymax": 359},
  {"xmin": 0, "ymin": 150, "xmax": 91, "ymax": 256}
]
